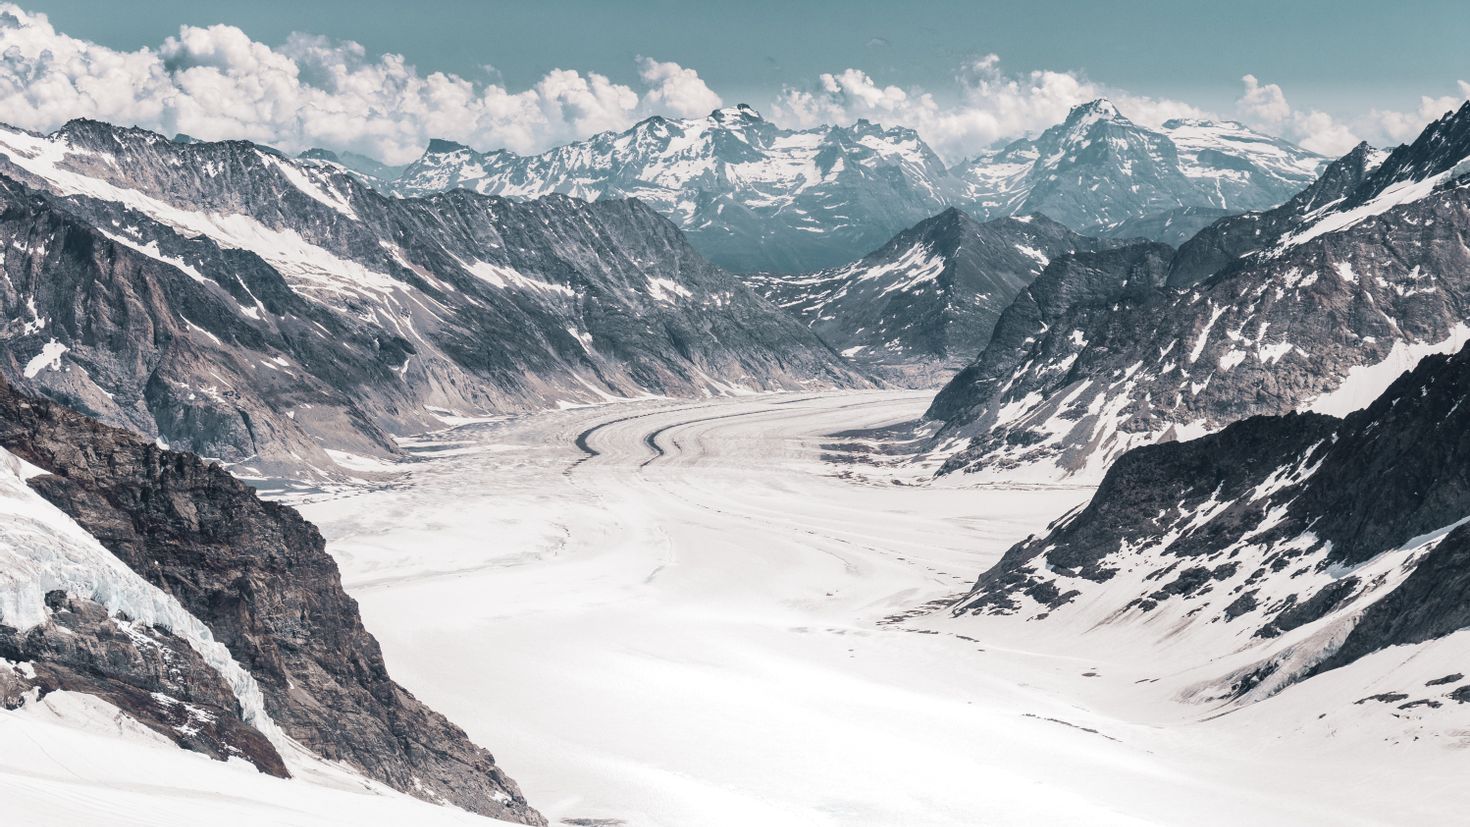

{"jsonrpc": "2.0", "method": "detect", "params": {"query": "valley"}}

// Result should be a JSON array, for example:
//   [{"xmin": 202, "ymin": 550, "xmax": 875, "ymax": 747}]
[{"xmin": 288, "ymin": 391, "xmax": 1467, "ymax": 826}]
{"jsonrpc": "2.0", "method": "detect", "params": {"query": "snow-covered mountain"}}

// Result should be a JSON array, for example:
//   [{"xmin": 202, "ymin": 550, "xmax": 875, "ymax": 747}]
[
  {"xmin": 742, "ymin": 209, "xmax": 1119, "ymax": 381},
  {"xmin": 0, "ymin": 117, "xmax": 868, "ymax": 479},
  {"xmin": 0, "ymin": 375, "xmax": 543, "ymax": 823},
  {"xmin": 953, "ymin": 100, "xmax": 1326, "ymax": 235},
  {"xmin": 925, "ymin": 101, "xmax": 1470, "ymax": 482},
  {"xmin": 384, "ymin": 102, "xmax": 1323, "ymax": 273},
  {"xmin": 953, "ymin": 339, "xmax": 1470, "ymax": 718},
  {"xmin": 390, "ymin": 105, "xmax": 955, "ymax": 273}
]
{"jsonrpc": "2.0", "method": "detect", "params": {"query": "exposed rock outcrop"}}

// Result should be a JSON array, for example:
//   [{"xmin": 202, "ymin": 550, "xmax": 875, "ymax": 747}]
[{"xmin": 0, "ymin": 375, "xmax": 544, "ymax": 824}]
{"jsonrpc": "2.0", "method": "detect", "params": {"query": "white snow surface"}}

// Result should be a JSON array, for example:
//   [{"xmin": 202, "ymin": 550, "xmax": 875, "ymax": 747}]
[
  {"xmin": 272, "ymin": 390, "xmax": 1469, "ymax": 827},
  {"xmin": 0, "ymin": 691, "xmax": 507, "ymax": 826}
]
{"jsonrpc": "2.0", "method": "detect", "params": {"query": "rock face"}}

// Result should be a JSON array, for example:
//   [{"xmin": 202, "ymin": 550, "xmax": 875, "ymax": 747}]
[
  {"xmin": 742, "ymin": 210, "xmax": 1119, "ymax": 381},
  {"xmin": 0, "ymin": 590, "xmax": 288, "ymax": 776},
  {"xmin": 952, "ymin": 340, "xmax": 1470, "ymax": 703},
  {"xmin": 0, "ymin": 375, "xmax": 544, "ymax": 825},
  {"xmin": 1095, "ymin": 205, "xmax": 1235, "ymax": 248},
  {"xmin": 386, "ymin": 101, "xmax": 1322, "ymax": 273},
  {"xmin": 927, "ymin": 102, "xmax": 1470, "ymax": 481},
  {"xmin": 0, "ymin": 117, "xmax": 867, "ymax": 479}
]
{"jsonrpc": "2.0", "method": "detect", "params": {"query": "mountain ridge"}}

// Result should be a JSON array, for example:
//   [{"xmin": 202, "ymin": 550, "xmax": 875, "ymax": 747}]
[{"xmin": 385, "ymin": 100, "xmax": 1325, "ymax": 273}]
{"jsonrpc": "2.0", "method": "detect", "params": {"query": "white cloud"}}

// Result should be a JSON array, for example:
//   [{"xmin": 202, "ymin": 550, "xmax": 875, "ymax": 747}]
[
  {"xmin": 0, "ymin": 3, "xmax": 1464, "ymax": 168},
  {"xmin": 771, "ymin": 54, "xmax": 1209, "ymax": 162},
  {"xmin": 0, "ymin": 5, "xmax": 714, "ymax": 163},
  {"xmin": 636, "ymin": 56, "xmax": 722, "ymax": 118},
  {"xmin": 1236, "ymin": 74, "xmax": 1470, "ymax": 156},
  {"xmin": 1237, "ymin": 75, "xmax": 1291, "ymax": 126},
  {"xmin": 1234, "ymin": 74, "xmax": 1359, "ymax": 155}
]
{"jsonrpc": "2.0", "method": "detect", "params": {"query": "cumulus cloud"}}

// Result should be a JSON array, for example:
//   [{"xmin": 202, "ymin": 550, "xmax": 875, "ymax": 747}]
[
  {"xmin": 771, "ymin": 54, "xmax": 1209, "ymax": 162},
  {"xmin": 1237, "ymin": 74, "xmax": 1470, "ymax": 156},
  {"xmin": 1237, "ymin": 74, "xmax": 1291, "ymax": 126},
  {"xmin": 0, "ymin": 5, "xmax": 714, "ymax": 163},
  {"xmin": 636, "ymin": 56, "xmax": 722, "ymax": 118},
  {"xmin": 1235, "ymin": 74, "xmax": 1359, "ymax": 155}
]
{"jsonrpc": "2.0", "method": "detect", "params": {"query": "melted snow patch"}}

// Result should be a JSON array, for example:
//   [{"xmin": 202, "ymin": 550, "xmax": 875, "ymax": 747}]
[
  {"xmin": 1015, "ymin": 244, "xmax": 1050, "ymax": 268},
  {"xmin": 1281, "ymin": 172, "xmax": 1453, "ymax": 248},
  {"xmin": 457, "ymin": 257, "xmax": 574, "ymax": 296},
  {"xmin": 1307, "ymin": 322, "xmax": 1470, "ymax": 416},
  {"xmin": 262, "ymin": 153, "xmax": 358, "ymax": 219},
  {"xmin": 646, "ymin": 276, "xmax": 693, "ymax": 304},
  {"xmin": 22, "ymin": 339, "xmax": 66, "ymax": 378},
  {"xmin": 96, "ymin": 230, "xmax": 208, "ymax": 284}
]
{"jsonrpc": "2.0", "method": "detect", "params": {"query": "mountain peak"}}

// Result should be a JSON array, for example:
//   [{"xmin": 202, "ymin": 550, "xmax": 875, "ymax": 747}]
[
  {"xmin": 425, "ymin": 137, "xmax": 473, "ymax": 154},
  {"xmin": 710, "ymin": 103, "xmax": 763, "ymax": 125},
  {"xmin": 1065, "ymin": 98, "xmax": 1128, "ymax": 127}
]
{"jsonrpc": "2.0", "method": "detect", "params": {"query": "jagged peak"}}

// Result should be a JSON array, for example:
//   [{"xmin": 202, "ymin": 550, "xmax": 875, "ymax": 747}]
[{"xmin": 425, "ymin": 137, "xmax": 474, "ymax": 155}]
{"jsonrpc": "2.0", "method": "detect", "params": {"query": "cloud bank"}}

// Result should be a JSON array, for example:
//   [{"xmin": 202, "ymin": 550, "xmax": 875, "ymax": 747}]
[
  {"xmin": 0, "ymin": 4, "xmax": 1464, "ymax": 166},
  {"xmin": 0, "ymin": 5, "xmax": 721, "ymax": 163},
  {"xmin": 772, "ymin": 55, "xmax": 1210, "ymax": 160},
  {"xmin": 1236, "ymin": 73, "xmax": 1470, "ymax": 155}
]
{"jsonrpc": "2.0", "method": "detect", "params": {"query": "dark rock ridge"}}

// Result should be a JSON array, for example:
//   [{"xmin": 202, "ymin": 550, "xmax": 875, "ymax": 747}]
[
  {"xmin": 385, "ymin": 101, "xmax": 1322, "ymax": 273},
  {"xmin": 1096, "ymin": 205, "xmax": 1235, "ymax": 249},
  {"xmin": 0, "ymin": 375, "xmax": 544, "ymax": 824},
  {"xmin": 0, "ymin": 590, "xmax": 288, "ymax": 776},
  {"xmin": 0, "ymin": 116, "xmax": 868, "ymax": 479},
  {"xmin": 1167, "ymin": 142, "xmax": 1387, "ymax": 288},
  {"xmin": 742, "ymin": 209, "xmax": 1122, "ymax": 382},
  {"xmin": 926, "ymin": 101, "xmax": 1470, "ymax": 481},
  {"xmin": 953, "ymin": 340, "xmax": 1470, "ymax": 700}
]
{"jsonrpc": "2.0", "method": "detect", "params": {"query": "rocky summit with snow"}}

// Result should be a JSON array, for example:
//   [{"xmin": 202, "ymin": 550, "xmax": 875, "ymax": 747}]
[
  {"xmin": 0, "ymin": 118, "xmax": 868, "ymax": 480},
  {"xmin": 381, "ymin": 101, "xmax": 1324, "ymax": 273},
  {"xmin": 955, "ymin": 100, "xmax": 1326, "ymax": 236},
  {"xmin": 924, "ymin": 101, "xmax": 1470, "ymax": 482}
]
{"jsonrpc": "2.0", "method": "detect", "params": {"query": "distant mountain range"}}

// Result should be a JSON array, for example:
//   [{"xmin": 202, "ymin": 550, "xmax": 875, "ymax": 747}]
[
  {"xmin": 0, "ymin": 118, "xmax": 867, "ymax": 480},
  {"xmin": 344, "ymin": 101, "xmax": 1325, "ymax": 273},
  {"xmin": 925, "ymin": 101, "xmax": 1470, "ymax": 481}
]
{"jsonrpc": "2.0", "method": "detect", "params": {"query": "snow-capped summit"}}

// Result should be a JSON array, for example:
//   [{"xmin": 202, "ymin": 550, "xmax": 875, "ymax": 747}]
[
  {"xmin": 954, "ymin": 99, "xmax": 1328, "ymax": 238},
  {"xmin": 709, "ymin": 103, "xmax": 763, "ymax": 125},
  {"xmin": 1062, "ymin": 97, "xmax": 1126, "ymax": 127}
]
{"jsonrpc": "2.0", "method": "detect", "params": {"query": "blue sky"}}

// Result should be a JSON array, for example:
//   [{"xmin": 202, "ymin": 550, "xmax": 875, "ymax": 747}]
[{"xmin": 3, "ymin": 1, "xmax": 1468, "ymax": 162}]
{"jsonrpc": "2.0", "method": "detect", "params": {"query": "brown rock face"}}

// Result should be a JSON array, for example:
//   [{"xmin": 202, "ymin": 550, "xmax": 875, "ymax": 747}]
[{"xmin": 0, "ymin": 375, "xmax": 544, "ymax": 825}]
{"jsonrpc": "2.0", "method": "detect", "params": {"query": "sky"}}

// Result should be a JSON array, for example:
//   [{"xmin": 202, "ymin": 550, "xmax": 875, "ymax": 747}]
[{"xmin": 2, "ymin": 0, "xmax": 1467, "ymax": 164}]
